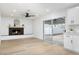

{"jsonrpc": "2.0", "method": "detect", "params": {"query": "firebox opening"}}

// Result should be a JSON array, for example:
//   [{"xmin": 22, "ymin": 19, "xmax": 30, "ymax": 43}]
[{"xmin": 9, "ymin": 28, "xmax": 24, "ymax": 35}]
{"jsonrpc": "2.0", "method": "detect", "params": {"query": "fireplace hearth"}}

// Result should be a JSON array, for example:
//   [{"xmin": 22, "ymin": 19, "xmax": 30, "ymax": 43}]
[{"xmin": 9, "ymin": 27, "xmax": 24, "ymax": 35}]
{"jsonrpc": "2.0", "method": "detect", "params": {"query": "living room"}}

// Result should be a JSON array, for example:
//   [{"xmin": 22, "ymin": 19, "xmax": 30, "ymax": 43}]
[{"xmin": 0, "ymin": 3, "xmax": 79, "ymax": 55}]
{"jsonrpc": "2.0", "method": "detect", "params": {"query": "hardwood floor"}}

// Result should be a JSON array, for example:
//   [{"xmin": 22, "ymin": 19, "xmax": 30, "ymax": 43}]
[{"xmin": 0, "ymin": 38, "xmax": 78, "ymax": 55}]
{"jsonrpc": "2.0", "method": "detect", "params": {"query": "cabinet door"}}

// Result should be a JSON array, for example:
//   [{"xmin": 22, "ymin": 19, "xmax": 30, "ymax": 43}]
[
  {"xmin": 73, "ymin": 36, "xmax": 79, "ymax": 52},
  {"xmin": 72, "ymin": 9, "xmax": 79, "ymax": 24},
  {"xmin": 64, "ymin": 35, "xmax": 73, "ymax": 50},
  {"xmin": 67, "ymin": 7, "xmax": 79, "ymax": 24},
  {"xmin": 67, "ymin": 9, "xmax": 75, "ymax": 25}
]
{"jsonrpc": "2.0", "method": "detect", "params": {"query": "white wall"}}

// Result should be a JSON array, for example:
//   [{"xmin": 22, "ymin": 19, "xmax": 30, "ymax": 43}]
[
  {"xmin": 33, "ymin": 18, "xmax": 43, "ymax": 39},
  {"xmin": 0, "ymin": 12, "xmax": 1, "ymax": 44},
  {"xmin": 0, "ymin": 17, "xmax": 13, "ymax": 35},
  {"xmin": 33, "ymin": 11, "xmax": 67, "ymax": 40},
  {"xmin": 20, "ymin": 18, "xmax": 33, "ymax": 35},
  {"xmin": 0, "ymin": 16, "xmax": 33, "ymax": 35}
]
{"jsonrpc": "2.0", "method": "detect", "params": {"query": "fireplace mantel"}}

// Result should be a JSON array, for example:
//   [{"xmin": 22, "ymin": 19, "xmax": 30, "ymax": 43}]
[{"xmin": 9, "ymin": 26, "xmax": 24, "ymax": 28}]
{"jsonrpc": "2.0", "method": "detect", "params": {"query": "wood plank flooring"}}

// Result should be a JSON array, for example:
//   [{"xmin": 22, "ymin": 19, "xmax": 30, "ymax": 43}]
[{"xmin": 0, "ymin": 38, "xmax": 78, "ymax": 55}]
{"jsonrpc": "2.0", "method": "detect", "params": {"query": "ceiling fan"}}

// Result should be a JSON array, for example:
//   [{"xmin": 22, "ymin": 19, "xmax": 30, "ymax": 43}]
[
  {"xmin": 24, "ymin": 9, "xmax": 35, "ymax": 17},
  {"xmin": 24, "ymin": 12, "xmax": 35, "ymax": 17}
]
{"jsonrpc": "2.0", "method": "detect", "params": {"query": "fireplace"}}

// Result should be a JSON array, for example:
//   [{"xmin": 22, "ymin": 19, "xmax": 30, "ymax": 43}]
[{"xmin": 9, "ymin": 27, "xmax": 24, "ymax": 35}]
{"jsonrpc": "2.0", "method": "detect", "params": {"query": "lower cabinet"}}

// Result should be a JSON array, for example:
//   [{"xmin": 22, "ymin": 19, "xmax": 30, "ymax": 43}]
[
  {"xmin": 73, "ymin": 36, "xmax": 79, "ymax": 52},
  {"xmin": 64, "ymin": 34, "xmax": 79, "ymax": 53},
  {"xmin": 64, "ymin": 35, "xmax": 73, "ymax": 51}
]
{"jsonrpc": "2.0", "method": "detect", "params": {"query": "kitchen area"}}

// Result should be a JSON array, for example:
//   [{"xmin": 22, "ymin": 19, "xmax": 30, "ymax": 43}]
[{"xmin": 64, "ymin": 6, "xmax": 79, "ymax": 53}]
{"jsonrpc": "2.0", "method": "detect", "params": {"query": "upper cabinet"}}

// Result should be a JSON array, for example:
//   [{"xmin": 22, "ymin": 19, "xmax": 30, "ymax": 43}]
[{"xmin": 67, "ymin": 7, "xmax": 79, "ymax": 25}]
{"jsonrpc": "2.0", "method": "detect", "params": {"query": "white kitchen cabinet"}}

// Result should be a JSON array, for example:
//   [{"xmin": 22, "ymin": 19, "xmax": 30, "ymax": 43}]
[
  {"xmin": 64, "ymin": 34, "xmax": 79, "ymax": 53},
  {"xmin": 73, "ymin": 36, "xmax": 79, "ymax": 52},
  {"xmin": 64, "ymin": 7, "xmax": 79, "ymax": 53},
  {"xmin": 67, "ymin": 7, "xmax": 79, "ymax": 25},
  {"xmin": 64, "ymin": 34, "xmax": 73, "ymax": 51}
]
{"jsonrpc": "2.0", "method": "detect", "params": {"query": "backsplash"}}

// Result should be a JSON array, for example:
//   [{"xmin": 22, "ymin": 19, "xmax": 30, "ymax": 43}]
[{"xmin": 68, "ymin": 24, "xmax": 79, "ymax": 33}]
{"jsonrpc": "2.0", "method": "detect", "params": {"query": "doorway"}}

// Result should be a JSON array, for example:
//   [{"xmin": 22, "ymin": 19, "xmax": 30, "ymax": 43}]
[{"xmin": 43, "ymin": 17, "xmax": 65, "ymax": 46}]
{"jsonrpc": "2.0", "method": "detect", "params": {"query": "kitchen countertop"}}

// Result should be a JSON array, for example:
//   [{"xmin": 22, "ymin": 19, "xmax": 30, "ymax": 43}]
[{"xmin": 64, "ymin": 32, "xmax": 79, "ymax": 36}]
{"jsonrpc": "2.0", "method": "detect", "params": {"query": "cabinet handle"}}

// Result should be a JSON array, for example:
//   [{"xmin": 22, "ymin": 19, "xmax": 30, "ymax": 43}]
[{"xmin": 71, "ymin": 40, "xmax": 73, "ymax": 44}]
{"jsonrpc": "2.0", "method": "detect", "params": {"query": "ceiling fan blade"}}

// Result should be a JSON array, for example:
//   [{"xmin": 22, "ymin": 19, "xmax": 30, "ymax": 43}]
[{"xmin": 30, "ymin": 15, "xmax": 35, "ymax": 17}]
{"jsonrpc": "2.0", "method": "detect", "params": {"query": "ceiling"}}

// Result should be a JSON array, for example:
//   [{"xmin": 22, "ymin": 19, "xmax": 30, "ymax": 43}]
[{"xmin": 0, "ymin": 3, "xmax": 79, "ymax": 18}]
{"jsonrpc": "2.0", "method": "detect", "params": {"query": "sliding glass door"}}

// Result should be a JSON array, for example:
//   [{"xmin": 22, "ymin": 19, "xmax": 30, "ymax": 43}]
[
  {"xmin": 43, "ymin": 17, "xmax": 65, "ymax": 45},
  {"xmin": 43, "ymin": 20, "xmax": 53, "ymax": 43}
]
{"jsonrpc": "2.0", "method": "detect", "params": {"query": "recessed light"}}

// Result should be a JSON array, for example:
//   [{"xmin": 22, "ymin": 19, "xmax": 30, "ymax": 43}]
[
  {"xmin": 46, "ymin": 9, "xmax": 50, "ymax": 12},
  {"xmin": 11, "ymin": 14, "xmax": 13, "ymax": 16},
  {"xmin": 13, "ymin": 9, "xmax": 16, "ymax": 12}
]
